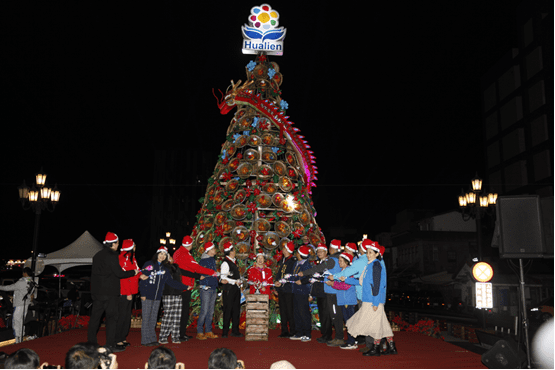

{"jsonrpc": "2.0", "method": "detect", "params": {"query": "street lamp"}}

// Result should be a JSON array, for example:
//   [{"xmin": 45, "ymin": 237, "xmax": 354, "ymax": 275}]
[
  {"xmin": 160, "ymin": 231, "xmax": 176, "ymax": 252},
  {"xmin": 457, "ymin": 173, "xmax": 497, "ymax": 261},
  {"xmin": 18, "ymin": 168, "xmax": 61, "ymax": 274}
]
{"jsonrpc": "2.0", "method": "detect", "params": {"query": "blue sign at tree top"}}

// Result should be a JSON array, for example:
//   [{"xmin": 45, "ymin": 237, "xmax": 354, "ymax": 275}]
[{"xmin": 241, "ymin": 4, "xmax": 286, "ymax": 56}]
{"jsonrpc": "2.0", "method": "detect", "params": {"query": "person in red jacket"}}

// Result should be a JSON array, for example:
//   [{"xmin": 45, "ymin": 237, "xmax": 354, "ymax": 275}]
[
  {"xmin": 247, "ymin": 250, "xmax": 273, "ymax": 295},
  {"xmin": 115, "ymin": 239, "xmax": 145, "ymax": 348},
  {"xmin": 173, "ymin": 235, "xmax": 217, "ymax": 341}
]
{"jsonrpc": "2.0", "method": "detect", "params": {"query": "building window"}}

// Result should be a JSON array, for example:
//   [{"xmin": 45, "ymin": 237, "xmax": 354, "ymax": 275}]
[
  {"xmin": 505, "ymin": 160, "xmax": 528, "ymax": 192},
  {"xmin": 498, "ymin": 66, "xmax": 521, "ymax": 101},
  {"xmin": 483, "ymin": 83, "xmax": 497, "ymax": 112},
  {"xmin": 533, "ymin": 150, "xmax": 552, "ymax": 181},
  {"xmin": 526, "ymin": 47, "xmax": 543, "ymax": 80},
  {"xmin": 487, "ymin": 142, "xmax": 500, "ymax": 168},
  {"xmin": 500, "ymin": 97, "xmax": 523, "ymax": 130},
  {"xmin": 530, "ymin": 115, "xmax": 549, "ymax": 147},
  {"xmin": 523, "ymin": 18, "xmax": 533, "ymax": 47},
  {"xmin": 502, "ymin": 128, "xmax": 526, "ymax": 161},
  {"xmin": 528, "ymin": 81, "xmax": 546, "ymax": 113},
  {"xmin": 486, "ymin": 113, "xmax": 498, "ymax": 140}
]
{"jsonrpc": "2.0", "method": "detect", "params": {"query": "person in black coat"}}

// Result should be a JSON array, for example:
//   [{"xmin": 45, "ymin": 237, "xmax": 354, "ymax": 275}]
[
  {"xmin": 87, "ymin": 232, "xmax": 142, "ymax": 352},
  {"xmin": 274, "ymin": 242, "xmax": 297, "ymax": 338}
]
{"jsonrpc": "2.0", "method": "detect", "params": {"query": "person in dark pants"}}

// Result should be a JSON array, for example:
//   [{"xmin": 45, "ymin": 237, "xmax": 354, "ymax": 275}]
[
  {"xmin": 87, "ymin": 232, "xmax": 141, "ymax": 352},
  {"xmin": 311, "ymin": 243, "xmax": 332, "ymax": 343},
  {"xmin": 274, "ymin": 242, "xmax": 297, "ymax": 338},
  {"xmin": 298, "ymin": 239, "xmax": 344, "ymax": 346},
  {"xmin": 289, "ymin": 245, "xmax": 313, "ymax": 342},
  {"xmin": 219, "ymin": 242, "xmax": 242, "ymax": 338},
  {"xmin": 173, "ymin": 235, "xmax": 217, "ymax": 341}
]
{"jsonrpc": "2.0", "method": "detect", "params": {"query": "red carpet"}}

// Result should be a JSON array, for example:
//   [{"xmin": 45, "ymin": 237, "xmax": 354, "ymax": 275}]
[{"xmin": 1, "ymin": 328, "xmax": 486, "ymax": 369}]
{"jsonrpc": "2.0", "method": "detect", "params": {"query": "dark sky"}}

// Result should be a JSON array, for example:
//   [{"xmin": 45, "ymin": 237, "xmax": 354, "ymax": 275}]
[{"xmin": 2, "ymin": 1, "xmax": 523, "ymax": 259}]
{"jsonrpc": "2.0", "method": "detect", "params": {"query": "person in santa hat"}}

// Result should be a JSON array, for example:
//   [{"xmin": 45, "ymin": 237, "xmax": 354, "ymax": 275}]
[
  {"xmin": 274, "ymin": 241, "xmax": 297, "ymax": 338},
  {"xmin": 297, "ymin": 239, "xmax": 344, "ymax": 347},
  {"xmin": 219, "ymin": 242, "xmax": 243, "ymax": 338},
  {"xmin": 139, "ymin": 246, "xmax": 189, "ymax": 346},
  {"xmin": 289, "ymin": 245, "xmax": 313, "ymax": 342},
  {"xmin": 173, "ymin": 235, "xmax": 217, "ymax": 341},
  {"xmin": 345, "ymin": 243, "xmax": 397, "ymax": 356},
  {"xmin": 115, "ymin": 239, "xmax": 145, "ymax": 348},
  {"xmin": 196, "ymin": 241, "xmax": 220, "ymax": 340},
  {"xmin": 326, "ymin": 252, "xmax": 358, "ymax": 350},
  {"xmin": 247, "ymin": 249, "xmax": 274, "ymax": 295},
  {"xmin": 88, "ymin": 232, "xmax": 140, "ymax": 352},
  {"xmin": 331, "ymin": 239, "xmax": 372, "ymax": 352}
]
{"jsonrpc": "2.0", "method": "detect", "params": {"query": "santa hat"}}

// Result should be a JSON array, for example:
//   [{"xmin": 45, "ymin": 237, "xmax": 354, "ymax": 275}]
[
  {"xmin": 316, "ymin": 243, "xmax": 327, "ymax": 252},
  {"xmin": 345, "ymin": 242, "xmax": 357, "ymax": 254},
  {"xmin": 298, "ymin": 245, "xmax": 310, "ymax": 258},
  {"xmin": 204, "ymin": 242, "xmax": 215, "ymax": 253},
  {"xmin": 255, "ymin": 249, "xmax": 265, "ymax": 258},
  {"xmin": 366, "ymin": 240, "xmax": 380, "ymax": 254},
  {"xmin": 223, "ymin": 241, "xmax": 234, "ymax": 253},
  {"xmin": 378, "ymin": 245, "xmax": 385, "ymax": 256},
  {"xmin": 340, "ymin": 252, "xmax": 353, "ymax": 265},
  {"xmin": 121, "ymin": 239, "xmax": 135, "ymax": 251},
  {"xmin": 330, "ymin": 239, "xmax": 341, "ymax": 250},
  {"xmin": 284, "ymin": 241, "xmax": 295, "ymax": 254},
  {"xmin": 360, "ymin": 239, "xmax": 373, "ymax": 253},
  {"xmin": 157, "ymin": 246, "xmax": 169, "ymax": 255},
  {"xmin": 103, "ymin": 232, "xmax": 118, "ymax": 244},
  {"xmin": 182, "ymin": 235, "xmax": 193, "ymax": 247}
]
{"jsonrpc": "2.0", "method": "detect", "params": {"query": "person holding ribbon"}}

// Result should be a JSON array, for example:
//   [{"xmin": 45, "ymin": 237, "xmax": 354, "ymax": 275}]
[{"xmin": 247, "ymin": 249, "xmax": 274, "ymax": 295}]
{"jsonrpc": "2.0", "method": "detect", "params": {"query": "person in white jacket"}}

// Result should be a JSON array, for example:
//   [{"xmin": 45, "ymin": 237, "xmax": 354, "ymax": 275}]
[{"xmin": 0, "ymin": 268, "xmax": 36, "ymax": 343}]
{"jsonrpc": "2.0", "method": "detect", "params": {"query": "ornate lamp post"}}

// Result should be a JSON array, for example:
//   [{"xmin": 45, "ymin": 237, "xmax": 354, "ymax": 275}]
[
  {"xmin": 457, "ymin": 173, "xmax": 497, "ymax": 261},
  {"xmin": 160, "ymin": 231, "xmax": 176, "ymax": 252},
  {"xmin": 18, "ymin": 168, "xmax": 61, "ymax": 273}
]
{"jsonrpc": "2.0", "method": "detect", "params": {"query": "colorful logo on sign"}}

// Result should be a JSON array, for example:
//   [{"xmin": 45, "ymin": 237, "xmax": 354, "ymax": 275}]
[{"xmin": 241, "ymin": 4, "xmax": 286, "ymax": 56}]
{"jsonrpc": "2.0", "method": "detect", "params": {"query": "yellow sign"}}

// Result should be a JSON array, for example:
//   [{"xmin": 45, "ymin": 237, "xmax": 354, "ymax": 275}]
[{"xmin": 472, "ymin": 262, "xmax": 493, "ymax": 282}]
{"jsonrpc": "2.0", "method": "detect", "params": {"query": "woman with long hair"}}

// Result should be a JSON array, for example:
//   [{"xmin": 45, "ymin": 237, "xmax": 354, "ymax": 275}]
[
  {"xmin": 116, "ymin": 239, "xmax": 142, "ymax": 348},
  {"xmin": 139, "ymin": 246, "xmax": 188, "ymax": 346}
]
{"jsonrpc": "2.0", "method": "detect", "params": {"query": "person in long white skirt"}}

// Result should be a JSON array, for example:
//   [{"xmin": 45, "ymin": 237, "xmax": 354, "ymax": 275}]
[{"xmin": 343, "ymin": 243, "xmax": 398, "ymax": 356}]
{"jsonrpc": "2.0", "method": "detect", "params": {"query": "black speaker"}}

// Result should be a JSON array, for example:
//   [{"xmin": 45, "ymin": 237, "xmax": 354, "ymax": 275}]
[
  {"xmin": 497, "ymin": 195, "xmax": 546, "ymax": 258},
  {"xmin": 481, "ymin": 338, "xmax": 526, "ymax": 368}
]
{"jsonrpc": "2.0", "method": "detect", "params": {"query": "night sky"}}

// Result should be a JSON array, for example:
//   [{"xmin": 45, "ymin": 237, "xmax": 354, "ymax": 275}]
[{"xmin": 2, "ymin": 1, "xmax": 522, "ymax": 260}]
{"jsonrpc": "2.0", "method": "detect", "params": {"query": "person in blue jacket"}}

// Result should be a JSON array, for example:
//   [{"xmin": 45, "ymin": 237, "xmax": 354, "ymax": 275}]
[
  {"xmin": 289, "ymin": 245, "xmax": 313, "ymax": 342},
  {"xmin": 326, "ymin": 252, "xmax": 358, "ymax": 350},
  {"xmin": 196, "ymin": 241, "xmax": 220, "ymax": 340},
  {"xmin": 139, "ymin": 246, "xmax": 188, "ymax": 346},
  {"xmin": 344, "ymin": 243, "xmax": 397, "ymax": 357}
]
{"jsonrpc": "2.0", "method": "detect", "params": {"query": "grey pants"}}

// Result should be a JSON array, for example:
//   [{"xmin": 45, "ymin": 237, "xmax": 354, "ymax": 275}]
[{"xmin": 141, "ymin": 299, "xmax": 161, "ymax": 345}]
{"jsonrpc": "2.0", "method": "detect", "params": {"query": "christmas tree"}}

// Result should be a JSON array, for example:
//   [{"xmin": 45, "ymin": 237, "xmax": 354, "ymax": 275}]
[{"xmin": 187, "ymin": 4, "xmax": 324, "ymax": 331}]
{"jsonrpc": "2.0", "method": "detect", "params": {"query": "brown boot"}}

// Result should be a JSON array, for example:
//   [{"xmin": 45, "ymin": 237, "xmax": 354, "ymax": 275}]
[
  {"xmin": 196, "ymin": 333, "xmax": 207, "ymax": 340},
  {"xmin": 205, "ymin": 332, "xmax": 219, "ymax": 339}
]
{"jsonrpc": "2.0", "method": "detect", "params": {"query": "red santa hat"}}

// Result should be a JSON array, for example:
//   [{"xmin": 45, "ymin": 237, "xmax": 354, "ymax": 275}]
[
  {"xmin": 121, "ymin": 239, "xmax": 135, "ymax": 251},
  {"xmin": 254, "ymin": 249, "xmax": 265, "ymax": 258},
  {"xmin": 316, "ymin": 243, "xmax": 327, "ymax": 252},
  {"xmin": 366, "ymin": 240, "xmax": 380, "ymax": 254},
  {"xmin": 103, "ymin": 232, "xmax": 118, "ymax": 244},
  {"xmin": 345, "ymin": 242, "xmax": 357, "ymax": 254},
  {"xmin": 378, "ymin": 244, "xmax": 386, "ymax": 256},
  {"xmin": 330, "ymin": 239, "xmax": 341, "ymax": 250},
  {"xmin": 223, "ymin": 241, "xmax": 234, "ymax": 253},
  {"xmin": 157, "ymin": 246, "xmax": 169, "ymax": 255},
  {"xmin": 284, "ymin": 241, "xmax": 295, "ymax": 254},
  {"xmin": 361, "ymin": 239, "xmax": 373, "ymax": 253},
  {"xmin": 298, "ymin": 245, "xmax": 310, "ymax": 258},
  {"xmin": 182, "ymin": 235, "xmax": 193, "ymax": 247},
  {"xmin": 204, "ymin": 242, "xmax": 215, "ymax": 253},
  {"xmin": 340, "ymin": 252, "xmax": 353, "ymax": 265}
]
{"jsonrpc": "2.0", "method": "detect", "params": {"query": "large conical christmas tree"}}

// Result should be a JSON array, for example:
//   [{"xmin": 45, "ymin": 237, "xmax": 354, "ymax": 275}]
[{"xmin": 190, "ymin": 52, "xmax": 324, "ymax": 270}]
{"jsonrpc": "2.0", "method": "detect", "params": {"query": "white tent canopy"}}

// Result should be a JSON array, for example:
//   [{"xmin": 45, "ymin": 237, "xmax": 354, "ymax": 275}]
[{"xmin": 25, "ymin": 230, "xmax": 103, "ymax": 275}]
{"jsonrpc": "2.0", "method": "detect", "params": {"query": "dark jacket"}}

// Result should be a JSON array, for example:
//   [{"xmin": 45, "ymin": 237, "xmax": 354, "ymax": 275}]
[
  {"xmin": 275, "ymin": 254, "xmax": 297, "ymax": 294},
  {"xmin": 199, "ymin": 253, "xmax": 218, "ymax": 288},
  {"xmin": 291, "ymin": 259, "xmax": 312, "ymax": 295},
  {"xmin": 91, "ymin": 247, "xmax": 135, "ymax": 296},
  {"xmin": 139, "ymin": 260, "xmax": 188, "ymax": 301}
]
